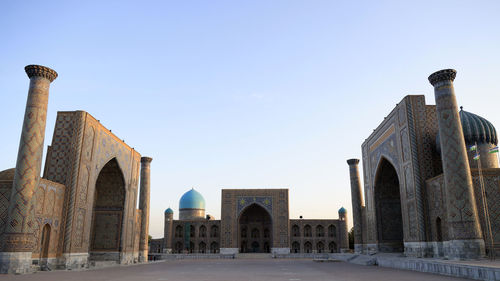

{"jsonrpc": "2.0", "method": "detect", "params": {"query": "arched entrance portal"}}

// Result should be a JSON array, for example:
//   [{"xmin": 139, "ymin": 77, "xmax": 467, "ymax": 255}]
[
  {"xmin": 374, "ymin": 158, "xmax": 404, "ymax": 252},
  {"xmin": 90, "ymin": 158, "xmax": 126, "ymax": 261},
  {"xmin": 238, "ymin": 204, "xmax": 272, "ymax": 253}
]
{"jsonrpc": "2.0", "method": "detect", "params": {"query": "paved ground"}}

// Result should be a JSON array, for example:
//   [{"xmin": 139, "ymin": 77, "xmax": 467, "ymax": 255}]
[{"xmin": 0, "ymin": 259, "xmax": 470, "ymax": 281}]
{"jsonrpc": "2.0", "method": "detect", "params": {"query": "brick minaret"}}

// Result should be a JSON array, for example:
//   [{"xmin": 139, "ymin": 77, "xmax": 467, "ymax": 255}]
[
  {"xmin": 429, "ymin": 69, "xmax": 485, "ymax": 259},
  {"xmin": 347, "ymin": 159, "xmax": 364, "ymax": 253},
  {"xmin": 0, "ymin": 65, "xmax": 57, "ymax": 273},
  {"xmin": 138, "ymin": 157, "xmax": 152, "ymax": 262}
]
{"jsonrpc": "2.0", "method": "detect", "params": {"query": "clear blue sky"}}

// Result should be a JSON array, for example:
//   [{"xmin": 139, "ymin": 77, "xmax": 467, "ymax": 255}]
[{"xmin": 1, "ymin": 1, "xmax": 499, "ymax": 237}]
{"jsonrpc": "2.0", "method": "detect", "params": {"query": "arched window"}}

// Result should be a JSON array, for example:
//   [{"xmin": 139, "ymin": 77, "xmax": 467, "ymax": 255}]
[
  {"xmin": 292, "ymin": 225, "xmax": 300, "ymax": 237},
  {"xmin": 199, "ymin": 242, "xmax": 206, "ymax": 253},
  {"xmin": 190, "ymin": 225, "xmax": 195, "ymax": 238},
  {"xmin": 316, "ymin": 225, "xmax": 324, "ymax": 237},
  {"xmin": 241, "ymin": 226, "xmax": 247, "ymax": 238},
  {"xmin": 292, "ymin": 241, "xmax": 300, "ymax": 253},
  {"xmin": 263, "ymin": 228, "xmax": 270, "ymax": 238},
  {"xmin": 328, "ymin": 224, "xmax": 336, "ymax": 238},
  {"xmin": 189, "ymin": 241, "xmax": 195, "ymax": 253},
  {"xmin": 329, "ymin": 241, "xmax": 337, "ymax": 253},
  {"xmin": 175, "ymin": 225, "xmax": 183, "ymax": 238},
  {"xmin": 210, "ymin": 242, "xmax": 219, "ymax": 253},
  {"xmin": 263, "ymin": 242, "xmax": 270, "ymax": 253},
  {"xmin": 175, "ymin": 241, "xmax": 183, "ymax": 253},
  {"xmin": 199, "ymin": 225, "xmax": 207, "ymax": 238},
  {"xmin": 317, "ymin": 241, "xmax": 325, "ymax": 253},
  {"xmin": 210, "ymin": 225, "xmax": 218, "ymax": 238},
  {"xmin": 436, "ymin": 217, "xmax": 443, "ymax": 242},
  {"xmin": 304, "ymin": 241, "xmax": 312, "ymax": 253},
  {"xmin": 304, "ymin": 225, "xmax": 312, "ymax": 237},
  {"xmin": 251, "ymin": 228, "xmax": 260, "ymax": 238}
]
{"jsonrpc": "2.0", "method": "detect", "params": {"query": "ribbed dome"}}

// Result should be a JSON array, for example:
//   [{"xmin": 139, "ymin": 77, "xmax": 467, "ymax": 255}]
[
  {"xmin": 436, "ymin": 108, "xmax": 498, "ymax": 154},
  {"xmin": 459, "ymin": 108, "xmax": 497, "ymax": 145},
  {"xmin": 164, "ymin": 207, "xmax": 173, "ymax": 214},
  {"xmin": 338, "ymin": 207, "xmax": 347, "ymax": 214},
  {"xmin": 0, "ymin": 168, "xmax": 15, "ymax": 181},
  {"xmin": 179, "ymin": 188, "xmax": 205, "ymax": 210}
]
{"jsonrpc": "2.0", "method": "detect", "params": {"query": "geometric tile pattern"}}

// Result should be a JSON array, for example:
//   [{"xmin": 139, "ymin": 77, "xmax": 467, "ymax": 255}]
[
  {"xmin": 434, "ymin": 82, "xmax": 482, "ymax": 240},
  {"xmin": 3, "ymin": 73, "xmax": 54, "ymax": 252}
]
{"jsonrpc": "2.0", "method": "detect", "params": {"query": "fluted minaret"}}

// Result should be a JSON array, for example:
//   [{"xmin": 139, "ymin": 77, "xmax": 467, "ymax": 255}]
[
  {"xmin": 0, "ymin": 65, "xmax": 57, "ymax": 274},
  {"xmin": 429, "ymin": 69, "xmax": 485, "ymax": 259},
  {"xmin": 163, "ymin": 208, "xmax": 174, "ymax": 253},
  {"xmin": 138, "ymin": 157, "xmax": 152, "ymax": 262},
  {"xmin": 347, "ymin": 159, "xmax": 364, "ymax": 253}
]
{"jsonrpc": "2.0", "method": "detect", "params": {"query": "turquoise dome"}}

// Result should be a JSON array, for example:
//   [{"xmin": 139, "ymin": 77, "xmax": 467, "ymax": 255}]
[
  {"xmin": 164, "ymin": 208, "xmax": 173, "ymax": 214},
  {"xmin": 338, "ymin": 207, "xmax": 347, "ymax": 214},
  {"xmin": 179, "ymin": 188, "xmax": 205, "ymax": 210}
]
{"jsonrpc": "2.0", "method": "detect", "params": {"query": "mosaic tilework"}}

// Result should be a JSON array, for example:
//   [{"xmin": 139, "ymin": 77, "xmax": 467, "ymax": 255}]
[
  {"xmin": 221, "ymin": 189, "xmax": 289, "ymax": 249},
  {"xmin": 435, "ymin": 87, "xmax": 482, "ymax": 240},
  {"xmin": 30, "ymin": 179, "xmax": 65, "ymax": 258},
  {"xmin": 4, "ymin": 77, "xmax": 52, "ymax": 252},
  {"xmin": 237, "ymin": 196, "xmax": 272, "ymax": 215}
]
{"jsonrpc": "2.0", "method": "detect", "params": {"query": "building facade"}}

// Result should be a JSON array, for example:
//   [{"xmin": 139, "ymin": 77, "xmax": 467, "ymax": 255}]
[
  {"xmin": 152, "ymin": 188, "xmax": 349, "ymax": 255},
  {"xmin": 348, "ymin": 69, "xmax": 499, "ymax": 259},
  {"xmin": 0, "ymin": 65, "xmax": 152, "ymax": 273}
]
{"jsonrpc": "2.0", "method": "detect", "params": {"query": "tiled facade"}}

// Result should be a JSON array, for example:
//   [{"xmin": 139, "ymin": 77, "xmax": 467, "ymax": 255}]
[
  {"xmin": 157, "ymin": 189, "xmax": 348, "ymax": 255},
  {"xmin": 349, "ymin": 69, "xmax": 499, "ymax": 259},
  {"xmin": 0, "ymin": 65, "xmax": 152, "ymax": 273}
]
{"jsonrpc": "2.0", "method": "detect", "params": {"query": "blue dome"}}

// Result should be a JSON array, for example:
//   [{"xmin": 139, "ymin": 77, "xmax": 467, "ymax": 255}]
[
  {"xmin": 338, "ymin": 207, "xmax": 347, "ymax": 214},
  {"xmin": 164, "ymin": 208, "xmax": 173, "ymax": 214},
  {"xmin": 179, "ymin": 188, "xmax": 205, "ymax": 210}
]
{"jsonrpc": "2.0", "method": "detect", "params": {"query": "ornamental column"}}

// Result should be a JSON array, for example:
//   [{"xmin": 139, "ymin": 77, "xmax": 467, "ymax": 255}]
[
  {"xmin": 138, "ymin": 157, "xmax": 152, "ymax": 262},
  {"xmin": 428, "ymin": 69, "xmax": 485, "ymax": 259},
  {"xmin": 347, "ymin": 159, "xmax": 364, "ymax": 253},
  {"xmin": 0, "ymin": 65, "xmax": 57, "ymax": 274}
]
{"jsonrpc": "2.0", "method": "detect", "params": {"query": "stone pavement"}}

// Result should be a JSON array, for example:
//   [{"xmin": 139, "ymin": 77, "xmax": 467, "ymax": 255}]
[{"xmin": 0, "ymin": 259, "xmax": 470, "ymax": 281}]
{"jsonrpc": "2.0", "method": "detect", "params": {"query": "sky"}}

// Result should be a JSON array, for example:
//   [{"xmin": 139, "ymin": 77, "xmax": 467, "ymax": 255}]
[{"xmin": 1, "ymin": 1, "xmax": 499, "ymax": 238}]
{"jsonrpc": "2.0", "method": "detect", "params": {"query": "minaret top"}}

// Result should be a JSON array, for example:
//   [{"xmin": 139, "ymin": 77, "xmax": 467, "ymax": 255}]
[
  {"xmin": 347, "ymin": 159, "xmax": 360, "ymax": 165},
  {"xmin": 428, "ymin": 69, "xmax": 457, "ymax": 86},
  {"xmin": 141, "ymin": 157, "xmax": 153, "ymax": 163},
  {"xmin": 25, "ymin": 65, "xmax": 58, "ymax": 82}
]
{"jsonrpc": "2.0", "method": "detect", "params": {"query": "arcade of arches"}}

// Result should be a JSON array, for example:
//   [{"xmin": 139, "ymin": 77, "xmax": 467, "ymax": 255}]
[{"xmin": 238, "ymin": 204, "xmax": 272, "ymax": 253}]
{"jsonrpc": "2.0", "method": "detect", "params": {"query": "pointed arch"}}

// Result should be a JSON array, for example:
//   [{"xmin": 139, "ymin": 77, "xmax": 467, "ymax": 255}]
[
  {"xmin": 374, "ymin": 157, "xmax": 403, "ymax": 252},
  {"xmin": 90, "ymin": 157, "xmax": 126, "ymax": 262}
]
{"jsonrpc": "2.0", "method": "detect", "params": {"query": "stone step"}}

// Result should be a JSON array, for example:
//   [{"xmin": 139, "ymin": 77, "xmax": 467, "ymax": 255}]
[
  {"xmin": 89, "ymin": 260, "xmax": 119, "ymax": 268},
  {"xmin": 236, "ymin": 253, "xmax": 272, "ymax": 259}
]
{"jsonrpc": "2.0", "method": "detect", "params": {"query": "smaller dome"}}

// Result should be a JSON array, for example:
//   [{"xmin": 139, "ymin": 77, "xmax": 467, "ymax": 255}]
[
  {"xmin": 179, "ymin": 188, "xmax": 205, "ymax": 210},
  {"xmin": 338, "ymin": 207, "xmax": 347, "ymax": 214},
  {"xmin": 165, "ymin": 208, "xmax": 173, "ymax": 214},
  {"xmin": 0, "ymin": 168, "xmax": 15, "ymax": 181}
]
